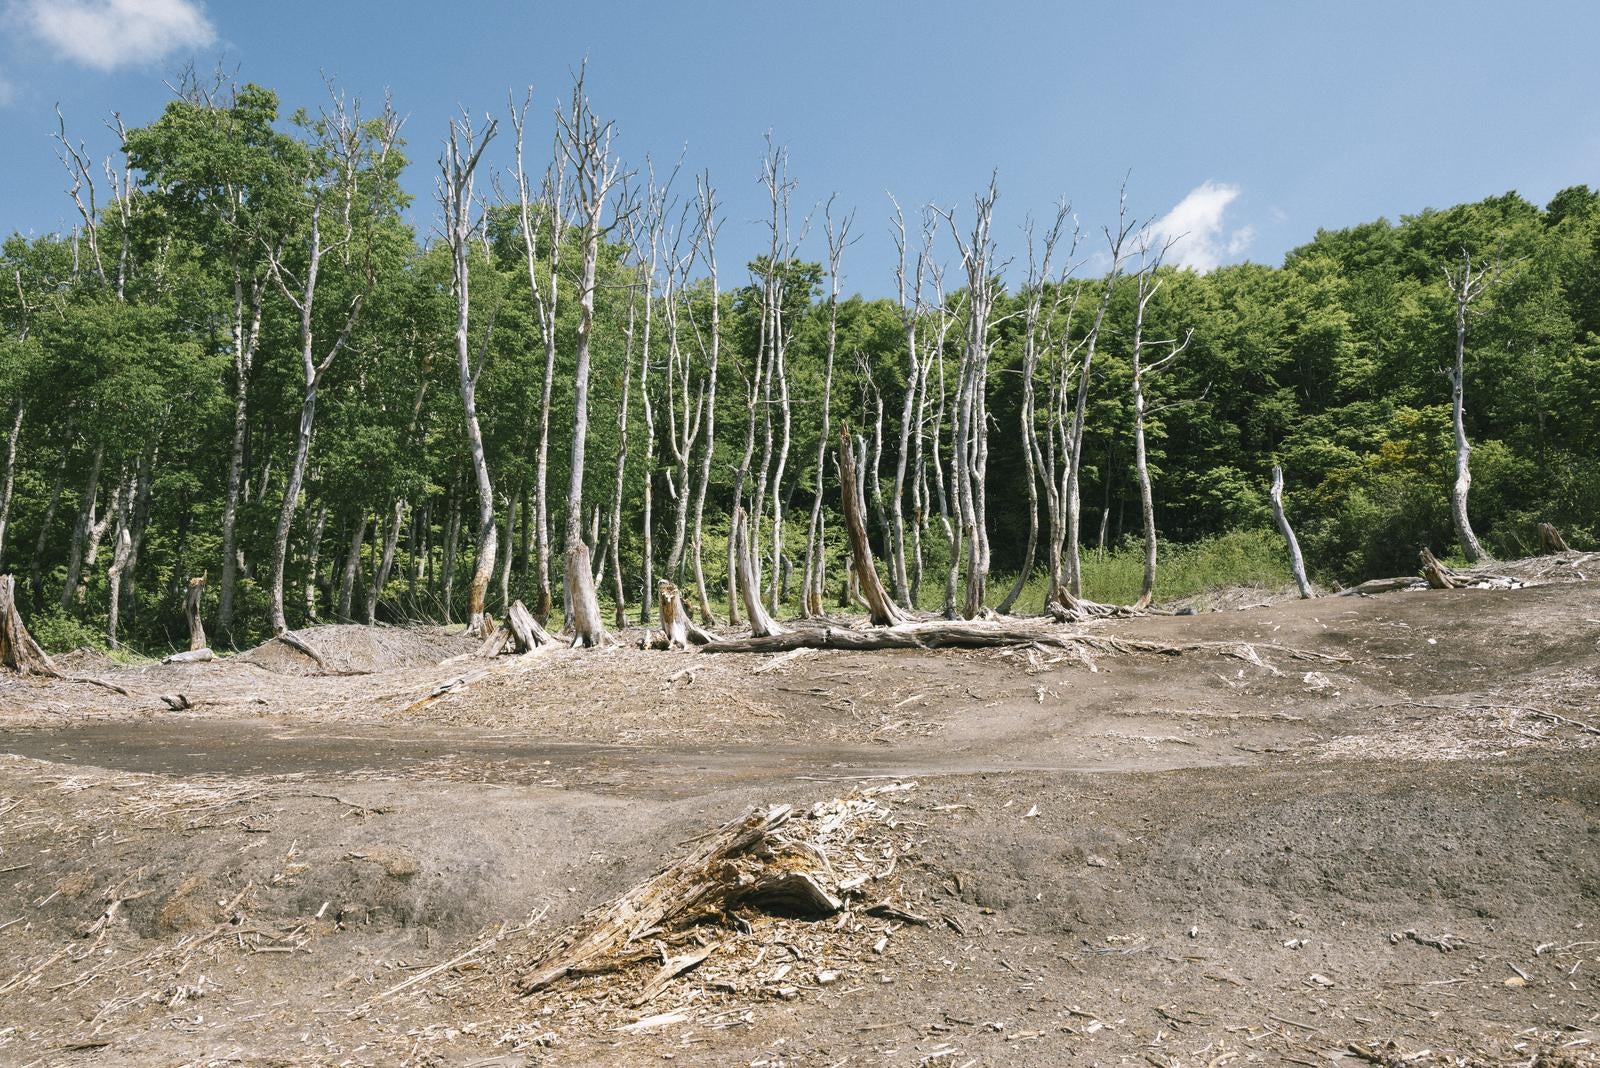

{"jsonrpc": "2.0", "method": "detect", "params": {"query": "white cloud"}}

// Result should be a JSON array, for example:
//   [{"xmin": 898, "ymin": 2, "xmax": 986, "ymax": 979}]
[
  {"xmin": 1148, "ymin": 180, "xmax": 1255, "ymax": 272},
  {"xmin": 20, "ymin": 0, "xmax": 215, "ymax": 71}
]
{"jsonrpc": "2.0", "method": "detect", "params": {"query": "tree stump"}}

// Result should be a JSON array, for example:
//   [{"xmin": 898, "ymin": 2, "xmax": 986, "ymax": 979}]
[
  {"xmin": 1, "ymin": 574, "xmax": 58, "ymax": 676},
  {"xmin": 1419, "ymin": 547, "xmax": 1458, "ymax": 590},
  {"xmin": 185, "ymin": 575, "xmax": 209, "ymax": 652},
  {"xmin": 657, "ymin": 580, "xmax": 713, "ymax": 649},
  {"xmin": 1538, "ymin": 522, "xmax": 1570, "ymax": 554},
  {"xmin": 565, "ymin": 543, "xmax": 610, "ymax": 648}
]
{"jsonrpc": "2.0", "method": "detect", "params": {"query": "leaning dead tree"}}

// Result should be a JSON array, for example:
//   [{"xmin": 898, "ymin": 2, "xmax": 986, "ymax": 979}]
[
  {"xmin": 1270, "ymin": 466, "xmax": 1314, "ymax": 599},
  {"xmin": 556, "ymin": 69, "xmax": 629, "ymax": 647},
  {"xmin": 1, "ymin": 574, "xmax": 57, "ymax": 675},
  {"xmin": 1442, "ymin": 246, "xmax": 1504, "ymax": 564},
  {"xmin": 442, "ymin": 110, "xmax": 500, "ymax": 636},
  {"xmin": 733, "ymin": 507, "xmax": 786, "ymax": 637},
  {"xmin": 837, "ymin": 428, "xmax": 910, "ymax": 626}
]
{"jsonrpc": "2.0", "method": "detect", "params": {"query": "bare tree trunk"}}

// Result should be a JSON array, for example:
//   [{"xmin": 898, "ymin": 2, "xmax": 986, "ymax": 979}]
[
  {"xmin": 1066, "ymin": 188, "xmax": 1135, "ymax": 597},
  {"xmin": 1443, "ymin": 248, "xmax": 1499, "ymax": 564},
  {"xmin": 367, "ymin": 497, "xmax": 405, "ymax": 624},
  {"xmin": 185, "ymin": 576, "xmax": 208, "ymax": 652},
  {"xmin": 605, "ymin": 225, "xmax": 644, "ymax": 631},
  {"xmin": 557, "ymin": 72, "xmax": 623, "ymax": 648},
  {"xmin": 1270, "ymin": 466, "xmax": 1313, "ymax": 599},
  {"xmin": 304, "ymin": 501, "xmax": 328, "ymax": 624},
  {"xmin": 804, "ymin": 203, "xmax": 850, "ymax": 616},
  {"xmin": 1128, "ymin": 233, "xmax": 1192, "ymax": 612},
  {"xmin": 60, "ymin": 439, "xmax": 105, "ymax": 610},
  {"xmin": 0, "ymin": 400, "xmax": 23, "ymax": 566},
  {"xmin": 337, "ymin": 511, "xmax": 368, "ymax": 624},
  {"xmin": 837, "ymin": 430, "xmax": 911, "ymax": 626},
  {"xmin": 443, "ymin": 113, "xmax": 499, "ymax": 636},
  {"xmin": 510, "ymin": 91, "xmax": 565, "ymax": 624},
  {"xmin": 733, "ymin": 507, "xmax": 786, "ymax": 637},
  {"xmin": 441, "ymin": 494, "xmax": 461, "ymax": 624},
  {"xmin": 689, "ymin": 174, "xmax": 722, "ymax": 624},
  {"xmin": 218, "ymin": 272, "xmax": 264, "ymax": 638},
  {"xmin": 29, "ymin": 412, "xmax": 75, "ymax": 606}
]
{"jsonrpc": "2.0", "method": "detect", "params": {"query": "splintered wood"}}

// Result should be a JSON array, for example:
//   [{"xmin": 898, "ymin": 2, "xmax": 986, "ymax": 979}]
[{"xmin": 502, "ymin": 783, "xmax": 927, "ymax": 1033}]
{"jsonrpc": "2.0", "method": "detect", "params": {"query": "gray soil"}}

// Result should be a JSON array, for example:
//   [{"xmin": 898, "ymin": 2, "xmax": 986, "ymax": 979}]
[{"xmin": 1, "ymin": 580, "xmax": 1597, "ymax": 1066}]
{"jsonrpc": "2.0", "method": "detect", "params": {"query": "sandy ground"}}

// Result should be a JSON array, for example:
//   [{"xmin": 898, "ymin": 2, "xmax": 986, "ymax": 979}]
[{"xmin": 1, "ymin": 577, "xmax": 1597, "ymax": 1066}]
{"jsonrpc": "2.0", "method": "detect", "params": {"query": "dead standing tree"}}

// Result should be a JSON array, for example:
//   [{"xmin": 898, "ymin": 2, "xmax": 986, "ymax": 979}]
[
  {"xmin": 441, "ymin": 110, "xmax": 500, "ymax": 637},
  {"xmin": 686, "ymin": 173, "xmax": 724, "ymax": 623},
  {"xmin": 1128, "ymin": 232, "xmax": 1192, "ymax": 611},
  {"xmin": 1442, "ymin": 246, "xmax": 1504, "ymax": 564},
  {"xmin": 935, "ymin": 177, "xmax": 1001, "ymax": 619},
  {"xmin": 998, "ymin": 201, "xmax": 1075, "ymax": 615},
  {"xmin": 801, "ymin": 197, "xmax": 851, "ymax": 617},
  {"xmin": 556, "ymin": 70, "xmax": 630, "ymax": 647},
  {"xmin": 1270, "ymin": 466, "xmax": 1314, "ymax": 598},
  {"xmin": 837, "ymin": 428, "xmax": 911, "ymax": 626},
  {"xmin": 508, "ymin": 89, "xmax": 567, "ymax": 623}
]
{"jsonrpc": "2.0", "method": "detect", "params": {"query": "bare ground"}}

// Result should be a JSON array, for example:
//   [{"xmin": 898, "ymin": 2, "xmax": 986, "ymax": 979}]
[{"xmin": 1, "ymin": 578, "xmax": 1597, "ymax": 1066}]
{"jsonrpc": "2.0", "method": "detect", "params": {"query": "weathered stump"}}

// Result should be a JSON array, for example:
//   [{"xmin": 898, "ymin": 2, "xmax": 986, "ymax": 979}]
[{"xmin": 1, "ymin": 574, "xmax": 57, "ymax": 676}]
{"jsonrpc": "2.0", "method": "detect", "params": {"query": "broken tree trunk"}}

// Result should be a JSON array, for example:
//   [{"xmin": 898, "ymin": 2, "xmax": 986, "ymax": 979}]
[
  {"xmin": 1538, "ymin": 522, "xmax": 1570, "ymax": 554},
  {"xmin": 477, "ymin": 597, "xmax": 555, "ymax": 658},
  {"xmin": 1420, "ymin": 547, "xmax": 1458, "ymax": 590},
  {"xmin": 1270, "ymin": 466, "xmax": 1314, "ymax": 599},
  {"xmin": 836, "ymin": 429, "xmax": 910, "ymax": 627},
  {"xmin": 1, "ymin": 574, "xmax": 58, "ymax": 676},
  {"xmin": 185, "ymin": 575, "xmax": 208, "ymax": 652},
  {"xmin": 565, "ymin": 543, "xmax": 610, "ymax": 648},
  {"xmin": 657, "ymin": 580, "xmax": 714, "ymax": 649},
  {"xmin": 734, "ymin": 507, "xmax": 786, "ymax": 638},
  {"xmin": 520, "ymin": 804, "xmax": 840, "ymax": 995}
]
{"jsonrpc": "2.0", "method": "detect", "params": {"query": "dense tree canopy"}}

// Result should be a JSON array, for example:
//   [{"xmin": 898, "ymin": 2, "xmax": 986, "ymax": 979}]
[{"xmin": 2, "ymin": 76, "xmax": 1595, "ymax": 652}]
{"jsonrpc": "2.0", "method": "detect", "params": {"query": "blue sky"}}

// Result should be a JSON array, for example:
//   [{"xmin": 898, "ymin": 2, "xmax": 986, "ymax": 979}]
[{"xmin": 1, "ymin": 0, "xmax": 1596, "ymax": 292}]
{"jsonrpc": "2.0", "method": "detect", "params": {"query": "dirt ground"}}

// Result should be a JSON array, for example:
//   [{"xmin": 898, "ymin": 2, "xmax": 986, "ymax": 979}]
[{"xmin": 1, "ymin": 574, "xmax": 1597, "ymax": 1067}]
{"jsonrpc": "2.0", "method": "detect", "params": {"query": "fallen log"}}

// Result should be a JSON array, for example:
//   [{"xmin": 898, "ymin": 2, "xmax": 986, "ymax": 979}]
[{"xmin": 162, "ymin": 648, "xmax": 213, "ymax": 665}]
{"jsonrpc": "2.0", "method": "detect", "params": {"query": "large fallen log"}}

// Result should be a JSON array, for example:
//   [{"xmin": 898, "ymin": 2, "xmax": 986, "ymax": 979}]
[{"xmin": 1419, "ymin": 547, "xmax": 1458, "ymax": 590}]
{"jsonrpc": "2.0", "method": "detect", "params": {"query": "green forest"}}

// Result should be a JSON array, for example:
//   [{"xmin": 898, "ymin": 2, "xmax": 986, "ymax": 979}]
[{"xmin": 2, "ymin": 75, "xmax": 1596, "ymax": 655}]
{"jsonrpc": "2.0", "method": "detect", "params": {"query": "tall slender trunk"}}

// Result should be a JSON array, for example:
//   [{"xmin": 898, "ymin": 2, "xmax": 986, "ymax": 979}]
[
  {"xmin": 443, "ymin": 116, "xmax": 499, "ymax": 636},
  {"xmin": 61, "ymin": 440, "xmax": 105, "ymax": 610},
  {"xmin": 0, "ymin": 400, "xmax": 23, "ymax": 566},
  {"xmin": 337, "ymin": 511, "xmax": 368, "ymax": 624},
  {"xmin": 29, "ymin": 412, "xmax": 75, "ymax": 607},
  {"xmin": 368, "ymin": 497, "xmax": 405, "ymax": 624},
  {"xmin": 1450, "ymin": 295, "xmax": 1487, "ymax": 562},
  {"xmin": 689, "ymin": 179, "xmax": 722, "ymax": 623},
  {"xmin": 305, "ymin": 502, "xmax": 328, "ymax": 623},
  {"xmin": 218, "ymin": 272, "xmax": 263, "ymax": 637}
]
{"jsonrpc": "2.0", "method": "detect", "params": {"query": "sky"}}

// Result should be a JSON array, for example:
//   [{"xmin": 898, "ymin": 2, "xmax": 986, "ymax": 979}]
[{"xmin": 1, "ymin": 0, "xmax": 1596, "ymax": 293}]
